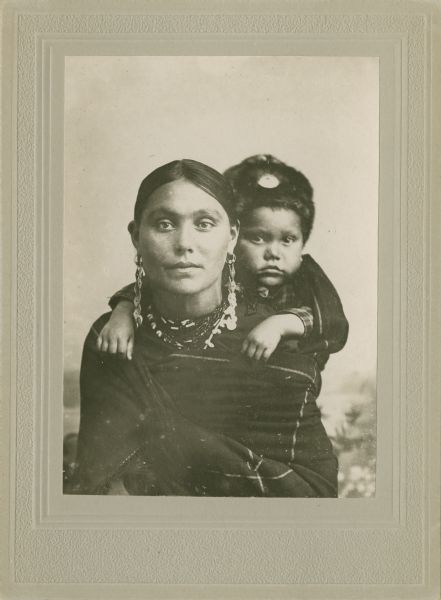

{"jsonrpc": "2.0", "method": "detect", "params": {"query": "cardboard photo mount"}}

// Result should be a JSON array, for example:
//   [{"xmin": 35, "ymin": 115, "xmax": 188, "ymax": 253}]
[{"xmin": 1, "ymin": 0, "xmax": 440, "ymax": 597}]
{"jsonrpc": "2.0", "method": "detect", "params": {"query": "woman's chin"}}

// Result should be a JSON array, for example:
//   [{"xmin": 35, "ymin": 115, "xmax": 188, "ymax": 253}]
[{"xmin": 160, "ymin": 279, "xmax": 208, "ymax": 297}]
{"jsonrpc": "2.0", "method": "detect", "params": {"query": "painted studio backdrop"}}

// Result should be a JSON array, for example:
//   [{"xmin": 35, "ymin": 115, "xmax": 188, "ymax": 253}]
[{"xmin": 63, "ymin": 56, "xmax": 378, "ymax": 497}]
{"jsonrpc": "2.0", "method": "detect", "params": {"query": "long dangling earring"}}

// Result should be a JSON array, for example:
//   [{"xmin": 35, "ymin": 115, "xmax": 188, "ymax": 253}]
[
  {"xmin": 224, "ymin": 253, "xmax": 237, "ymax": 331},
  {"xmin": 203, "ymin": 253, "xmax": 238, "ymax": 349},
  {"xmin": 133, "ymin": 254, "xmax": 145, "ymax": 328}
]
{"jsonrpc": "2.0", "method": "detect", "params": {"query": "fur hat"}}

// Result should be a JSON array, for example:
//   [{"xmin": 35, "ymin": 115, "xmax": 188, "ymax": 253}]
[{"xmin": 224, "ymin": 154, "xmax": 315, "ymax": 243}]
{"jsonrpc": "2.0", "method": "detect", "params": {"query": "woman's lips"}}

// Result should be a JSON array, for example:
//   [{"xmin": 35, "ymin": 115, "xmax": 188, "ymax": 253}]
[
  {"xmin": 167, "ymin": 262, "xmax": 202, "ymax": 270},
  {"xmin": 166, "ymin": 262, "xmax": 203, "ymax": 276}
]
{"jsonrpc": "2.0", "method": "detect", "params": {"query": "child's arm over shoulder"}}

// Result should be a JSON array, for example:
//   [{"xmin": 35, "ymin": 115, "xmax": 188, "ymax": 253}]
[
  {"xmin": 240, "ymin": 301, "xmax": 313, "ymax": 362},
  {"xmin": 109, "ymin": 282, "xmax": 136, "ymax": 309},
  {"xmin": 241, "ymin": 313, "xmax": 305, "ymax": 361},
  {"xmin": 276, "ymin": 306, "xmax": 314, "ymax": 338},
  {"xmin": 96, "ymin": 283, "xmax": 136, "ymax": 360}
]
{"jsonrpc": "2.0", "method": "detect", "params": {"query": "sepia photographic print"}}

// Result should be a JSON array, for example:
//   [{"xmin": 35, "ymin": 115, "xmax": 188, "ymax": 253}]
[
  {"xmin": 63, "ymin": 55, "xmax": 378, "ymax": 498},
  {"xmin": 2, "ymin": 1, "xmax": 440, "ymax": 596}
]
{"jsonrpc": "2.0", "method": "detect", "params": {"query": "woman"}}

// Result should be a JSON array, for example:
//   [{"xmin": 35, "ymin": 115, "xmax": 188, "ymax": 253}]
[{"xmin": 72, "ymin": 159, "xmax": 346, "ymax": 497}]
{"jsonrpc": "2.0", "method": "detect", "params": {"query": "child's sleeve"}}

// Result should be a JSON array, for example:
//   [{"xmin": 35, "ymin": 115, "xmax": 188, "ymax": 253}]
[
  {"xmin": 296, "ymin": 255, "xmax": 349, "ymax": 368},
  {"xmin": 277, "ymin": 306, "xmax": 314, "ymax": 338},
  {"xmin": 108, "ymin": 283, "xmax": 136, "ymax": 310}
]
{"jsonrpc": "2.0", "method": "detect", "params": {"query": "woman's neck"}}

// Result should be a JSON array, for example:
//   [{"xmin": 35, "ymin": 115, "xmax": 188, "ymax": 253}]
[{"xmin": 151, "ymin": 284, "xmax": 223, "ymax": 320}]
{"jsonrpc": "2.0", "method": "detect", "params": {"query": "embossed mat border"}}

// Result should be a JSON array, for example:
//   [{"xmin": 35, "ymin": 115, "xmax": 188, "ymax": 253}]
[{"xmin": 1, "ymin": 1, "xmax": 440, "ymax": 597}]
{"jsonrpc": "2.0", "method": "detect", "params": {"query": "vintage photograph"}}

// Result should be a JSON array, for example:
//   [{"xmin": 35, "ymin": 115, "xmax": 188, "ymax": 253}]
[{"xmin": 62, "ymin": 55, "xmax": 378, "ymax": 498}]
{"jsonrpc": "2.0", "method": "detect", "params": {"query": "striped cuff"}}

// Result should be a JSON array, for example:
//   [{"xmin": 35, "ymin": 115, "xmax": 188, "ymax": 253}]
[{"xmin": 280, "ymin": 306, "xmax": 314, "ymax": 337}]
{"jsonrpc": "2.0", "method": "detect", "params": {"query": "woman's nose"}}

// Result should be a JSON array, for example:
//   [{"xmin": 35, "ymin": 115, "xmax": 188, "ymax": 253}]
[
  {"xmin": 175, "ymin": 224, "xmax": 195, "ymax": 253},
  {"xmin": 264, "ymin": 243, "xmax": 280, "ymax": 260}
]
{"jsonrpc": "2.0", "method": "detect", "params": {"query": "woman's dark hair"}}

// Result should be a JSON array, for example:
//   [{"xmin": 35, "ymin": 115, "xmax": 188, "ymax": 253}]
[
  {"xmin": 224, "ymin": 154, "xmax": 315, "ymax": 243},
  {"xmin": 134, "ymin": 159, "xmax": 236, "ymax": 224}
]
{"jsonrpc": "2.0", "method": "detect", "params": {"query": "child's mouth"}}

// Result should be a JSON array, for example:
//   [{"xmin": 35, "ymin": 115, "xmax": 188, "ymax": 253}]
[{"xmin": 257, "ymin": 268, "xmax": 285, "ymax": 285}]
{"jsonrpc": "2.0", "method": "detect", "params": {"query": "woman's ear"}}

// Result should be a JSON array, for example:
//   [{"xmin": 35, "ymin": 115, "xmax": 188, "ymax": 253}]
[
  {"xmin": 228, "ymin": 220, "xmax": 239, "ymax": 254},
  {"xmin": 128, "ymin": 220, "xmax": 139, "ymax": 249}
]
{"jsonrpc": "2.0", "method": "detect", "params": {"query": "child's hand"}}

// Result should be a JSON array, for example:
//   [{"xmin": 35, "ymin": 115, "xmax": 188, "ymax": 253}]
[
  {"xmin": 96, "ymin": 301, "xmax": 135, "ymax": 360},
  {"xmin": 241, "ymin": 317, "xmax": 284, "ymax": 362}
]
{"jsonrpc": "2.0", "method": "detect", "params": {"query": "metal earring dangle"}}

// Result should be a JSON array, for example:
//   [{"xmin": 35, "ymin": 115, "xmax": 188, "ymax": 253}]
[
  {"xmin": 224, "ymin": 253, "xmax": 238, "ymax": 331},
  {"xmin": 133, "ymin": 254, "xmax": 145, "ymax": 328},
  {"xmin": 201, "ymin": 252, "xmax": 238, "ymax": 349}
]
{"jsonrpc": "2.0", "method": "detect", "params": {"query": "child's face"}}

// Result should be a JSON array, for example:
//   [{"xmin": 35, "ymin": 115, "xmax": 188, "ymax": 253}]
[{"xmin": 237, "ymin": 207, "xmax": 304, "ymax": 288}]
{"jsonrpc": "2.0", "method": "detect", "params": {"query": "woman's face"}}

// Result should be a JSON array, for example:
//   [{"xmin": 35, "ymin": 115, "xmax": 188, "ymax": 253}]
[{"xmin": 130, "ymin": 179, "xmax": 238, "ymax": 299}]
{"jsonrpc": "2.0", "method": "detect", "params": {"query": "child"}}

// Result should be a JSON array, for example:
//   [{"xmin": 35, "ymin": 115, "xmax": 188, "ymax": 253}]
[
  {"xmin": 98, "ymin": 155, "xmax": 347, "ymax": 365},
  {"xmin": 224, "ymin": 154, "xmax": 316, "ymax": 361}
]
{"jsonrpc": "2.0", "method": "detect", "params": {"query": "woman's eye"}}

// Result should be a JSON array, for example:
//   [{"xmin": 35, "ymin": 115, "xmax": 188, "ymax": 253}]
[
  {"xmin": 196, "ymin": 219, "xmax": 215, "ymax": 231},
  {"xmin": 156, "ymin": 220, "xmax": 175, "ymax": 232}
]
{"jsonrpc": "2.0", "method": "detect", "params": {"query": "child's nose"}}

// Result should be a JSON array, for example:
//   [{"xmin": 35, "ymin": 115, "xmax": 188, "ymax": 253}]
[{"xmin": 264, "ymin": 243, "xmax": 280, "ymax": 259}]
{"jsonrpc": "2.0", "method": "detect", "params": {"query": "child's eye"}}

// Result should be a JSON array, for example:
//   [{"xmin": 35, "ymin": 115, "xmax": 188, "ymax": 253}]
[
  {"xmin": 196, "ymin": 219, "xmax": 216, "ymax": 231},
  {"xmin": 156, "ymin": 220, "xmax": 175, "ymax": 232},
  {"xmin": 247, "ymin": 234, "xmax": 265, "ymax": 244},
  {"xmin": 283, "ymin": 235, "xmax": 297, "ymax": 245}
]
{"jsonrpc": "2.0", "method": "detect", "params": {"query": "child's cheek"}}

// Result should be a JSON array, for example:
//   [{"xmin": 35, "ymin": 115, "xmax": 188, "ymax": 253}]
[
  {"xmin": 235, "ymin": 240, "xmax": 262, "ymax": 276},
  {"xmin": 237, "ymin": 240, "xmax": 256, "ymax": 265}
]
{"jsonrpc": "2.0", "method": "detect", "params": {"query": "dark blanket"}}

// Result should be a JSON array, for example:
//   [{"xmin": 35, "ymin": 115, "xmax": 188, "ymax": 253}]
[{"xmin": 71, "ymin": 255, "xmax": 348, "ymax": 497}]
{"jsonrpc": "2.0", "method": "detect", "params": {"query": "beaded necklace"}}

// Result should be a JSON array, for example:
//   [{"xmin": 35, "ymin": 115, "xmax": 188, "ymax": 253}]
[{"xmin": 145, "ymin": 301, "xmax": 235, "ymax": 351}]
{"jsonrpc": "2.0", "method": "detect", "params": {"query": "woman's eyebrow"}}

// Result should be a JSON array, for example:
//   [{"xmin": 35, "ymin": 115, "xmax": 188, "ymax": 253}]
[
  {"xmin": 146, "ymin": 208, "xmax": 178, "ymax": 220},
  {"xmin": 146, "ymin": 208, "xmax": 224, "ymax": 220},
  {"xmin": 192, "ymin": 209, "xmax": 223, "ymax": 219}
]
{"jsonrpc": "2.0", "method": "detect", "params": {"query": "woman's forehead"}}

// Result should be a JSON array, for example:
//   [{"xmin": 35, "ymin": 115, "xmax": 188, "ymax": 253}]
[{"xmin": 142, "ymin": 179, "xmax": 228, "ymax": 218}]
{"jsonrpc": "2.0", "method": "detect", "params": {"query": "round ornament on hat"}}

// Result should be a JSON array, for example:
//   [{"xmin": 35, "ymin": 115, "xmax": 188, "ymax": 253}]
[{"xmin": 257, "ymin": 173, "xmax": 280, "ymax": 189}]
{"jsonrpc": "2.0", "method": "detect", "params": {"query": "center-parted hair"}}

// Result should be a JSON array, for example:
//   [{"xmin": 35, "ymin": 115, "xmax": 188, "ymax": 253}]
[
  {"xmin": 134, "ymin": 159, "xmax": 236, "ymax": 224},
  {"xmin": 224, "ymin": 154, "xmax": 315, "ymax": 243}
]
